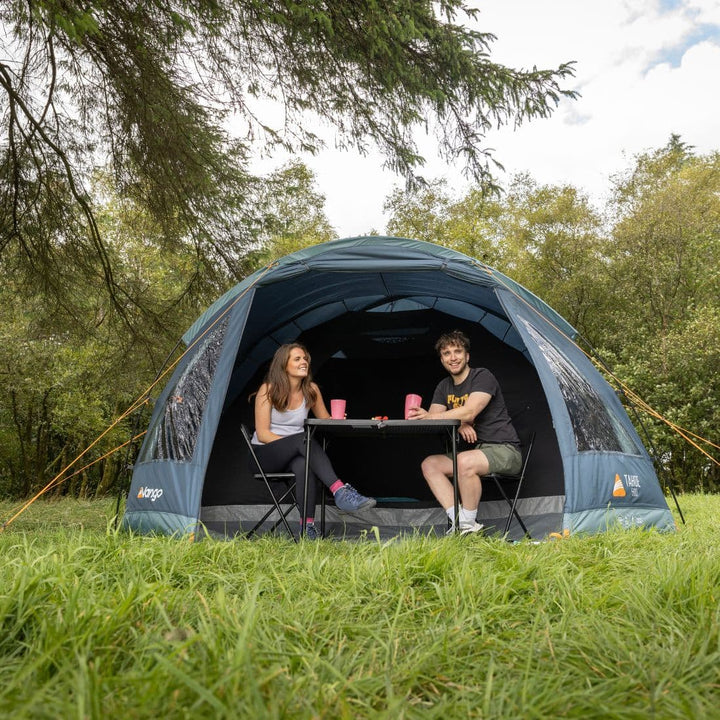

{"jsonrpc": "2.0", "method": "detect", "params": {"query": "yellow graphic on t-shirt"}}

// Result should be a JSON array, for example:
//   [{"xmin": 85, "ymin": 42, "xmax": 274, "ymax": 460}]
[{"xmin": 447, "ymin": 392, "xmax": 469, "ymax": 409}]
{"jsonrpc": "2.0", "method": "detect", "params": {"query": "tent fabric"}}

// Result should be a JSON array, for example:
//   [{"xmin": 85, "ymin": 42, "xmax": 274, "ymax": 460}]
[{"xmin": 123, "ymin": 236, "xmax": 675, "ymax": 540}]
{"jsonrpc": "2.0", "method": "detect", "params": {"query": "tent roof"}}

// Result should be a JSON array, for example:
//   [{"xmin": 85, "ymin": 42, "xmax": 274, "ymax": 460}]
[{"xmin": 183, "ymin": 236, "xmax": 577, "ymax": 346}]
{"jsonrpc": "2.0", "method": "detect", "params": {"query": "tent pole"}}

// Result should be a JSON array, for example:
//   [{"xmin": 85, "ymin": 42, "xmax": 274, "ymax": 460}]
[{"xmin": 624, "ymin": 399, "xmax": 685, "ymax": 525}]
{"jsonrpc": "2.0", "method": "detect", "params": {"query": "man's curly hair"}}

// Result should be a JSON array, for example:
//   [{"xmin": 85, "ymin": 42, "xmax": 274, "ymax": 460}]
[{"xmin": 435, "ymin": 330, "xmax": 470, "ymax": 355}]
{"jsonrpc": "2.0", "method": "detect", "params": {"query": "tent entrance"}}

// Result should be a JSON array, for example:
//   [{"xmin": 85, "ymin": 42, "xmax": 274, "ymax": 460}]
[{"xmin": 201, "ymin": 309, "xmax": 564, "ymax": 518}]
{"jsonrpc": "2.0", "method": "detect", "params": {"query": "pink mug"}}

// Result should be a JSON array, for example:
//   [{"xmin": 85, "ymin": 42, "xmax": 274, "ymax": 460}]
[
  {"xmin": 404, "ymin": 393, "xmax": 422, "ymax": 419},
  {"xmin": 330, "ymin": 399, "xmax": 347, "ymax": 419}
]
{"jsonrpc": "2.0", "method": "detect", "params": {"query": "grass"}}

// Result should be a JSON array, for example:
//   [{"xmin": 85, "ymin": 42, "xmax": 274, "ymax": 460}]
[{"xmin": 0, "ymin": 494, "xmax": 718, "ymax": 718}]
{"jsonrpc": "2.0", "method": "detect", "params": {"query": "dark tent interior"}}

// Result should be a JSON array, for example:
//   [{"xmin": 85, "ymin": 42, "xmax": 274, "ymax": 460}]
[{"xmin": 202, "ymin": 308, "xmax": 564, "ymax": 511}]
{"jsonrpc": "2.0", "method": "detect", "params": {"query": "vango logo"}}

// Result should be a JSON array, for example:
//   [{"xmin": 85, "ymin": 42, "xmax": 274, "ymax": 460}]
[{"xmin": 137, "ymin": 486, "xmax": 164, "ymax": 502}]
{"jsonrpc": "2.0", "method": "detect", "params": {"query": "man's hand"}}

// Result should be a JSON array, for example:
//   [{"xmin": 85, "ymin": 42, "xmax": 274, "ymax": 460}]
[
  {"xmin": 406, "ymin": 406, "xmax": 428, "ymax": 420},
  {"xmin": 459, "ymin": 422, "xmax": 477, "ymax": 443}
]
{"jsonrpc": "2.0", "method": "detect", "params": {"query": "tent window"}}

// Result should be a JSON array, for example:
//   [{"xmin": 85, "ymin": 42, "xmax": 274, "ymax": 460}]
[
  {"xmin": 524, "ymin": 322, "xmax": 642, "ymax": 454},
  {"xmin": 139, "ymin": 318, "xmax": 228, "ymax": 462}
]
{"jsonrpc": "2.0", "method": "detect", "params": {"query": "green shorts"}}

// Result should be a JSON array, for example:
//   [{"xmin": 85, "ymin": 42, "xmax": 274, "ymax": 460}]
[{"xmin": 448, "ymin": 442, "xmax": 522, "ymax": 475}]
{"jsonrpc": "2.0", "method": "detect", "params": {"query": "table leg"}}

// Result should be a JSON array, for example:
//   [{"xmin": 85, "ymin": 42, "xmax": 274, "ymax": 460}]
[
  {"xmin": 452, "ymin": 426, "xmax": 459, "ymax": 533},
  {"xmin": 302, "ymin": 425, "xmax": 312, "ymax": 537}
]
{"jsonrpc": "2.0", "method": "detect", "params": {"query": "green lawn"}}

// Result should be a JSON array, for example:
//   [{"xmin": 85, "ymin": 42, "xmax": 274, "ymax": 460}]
[{"xmin": 0, "ymin": 494, "xmax": 718, "ymax": 719}]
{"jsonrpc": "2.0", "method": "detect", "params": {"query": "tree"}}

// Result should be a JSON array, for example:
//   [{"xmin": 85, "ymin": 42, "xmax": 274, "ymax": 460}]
[
  {"xmin": 605, "ymin": 137, "xmax": 720, "ymax": 348},
  {"xmin": 385, "ymin": 174, "xmax": 609, "ymax": 341},
  {"xmin": 0, "ymin": 158, "xmax": 338, "ymax": 498},
  {"xmin": 492, "ymin": 174, "xmax": 609, "ymax": 343},
  {"xmin": 0, "ymin": 185, "xmax": 202, "ymax": 498},
  {"xmin": 602, "ymin": 138, "xmax": 720, "ymax": 488},
  {"xmin": 1, "ymin": 0, "xmax": 577, "ymax": 317},
  {"xmin": 245, "ymin": 161, "xmax": 335, "ymax": 267},
  {"xmin": 385, "ymin": 179, "xmax": 503, "ymax": 261}
]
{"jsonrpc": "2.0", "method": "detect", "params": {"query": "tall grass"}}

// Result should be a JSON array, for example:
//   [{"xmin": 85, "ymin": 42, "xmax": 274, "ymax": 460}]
[{"xmin": 1, "ymin": 495, "xmax": 718, "ymax": 719}]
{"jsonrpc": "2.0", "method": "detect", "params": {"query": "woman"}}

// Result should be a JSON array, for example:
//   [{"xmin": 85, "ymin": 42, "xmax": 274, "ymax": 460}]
[{"xmin": 251, "ymin": 343, "xmax": 376, "ymax": 538}]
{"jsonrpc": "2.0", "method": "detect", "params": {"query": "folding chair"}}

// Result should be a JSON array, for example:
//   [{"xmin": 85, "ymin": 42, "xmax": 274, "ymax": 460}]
[
  {"xmin": 485, "ymin": 432, "xmax": 535, "ymax": 538},
  {"xmin": 240, "ymin": 424, "xmax": 298, "ymax": 542}
]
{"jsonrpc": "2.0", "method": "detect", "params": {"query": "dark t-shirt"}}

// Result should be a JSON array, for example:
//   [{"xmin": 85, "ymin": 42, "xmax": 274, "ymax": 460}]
[{"xmin": 431, "ymin": 367, "xmax": 519, "ymax": 448}]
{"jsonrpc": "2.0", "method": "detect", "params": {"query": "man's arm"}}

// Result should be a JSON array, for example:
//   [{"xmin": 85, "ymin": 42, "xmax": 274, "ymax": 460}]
[{"xmin": 408, "ymin": 392, "xmax": 491, "ymax": 423}]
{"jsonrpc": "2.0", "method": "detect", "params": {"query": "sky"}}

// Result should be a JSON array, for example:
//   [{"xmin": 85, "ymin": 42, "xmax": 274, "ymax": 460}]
[{"xmin": 251, "ymin": 0, "xmax": 720, "ymax": 238}]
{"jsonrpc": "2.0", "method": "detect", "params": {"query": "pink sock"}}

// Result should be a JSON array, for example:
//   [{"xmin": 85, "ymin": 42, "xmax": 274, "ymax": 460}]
[{"xmin": 329, "ymin": 480, "xmax": 344, "ymax": 494}]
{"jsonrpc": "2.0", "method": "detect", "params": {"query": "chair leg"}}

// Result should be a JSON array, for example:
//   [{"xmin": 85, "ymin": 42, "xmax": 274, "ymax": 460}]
[
  {"xmin": 490, "ymin": 476, "xmax": 530, "ymax": 538},
  {"xmin": 267, "ymin": 502, "xmax": 298, "ymax": 536},
  {"xmin": 248, "ymin": 481, "xmax": 298, "ymax": 541},
  {"xmin": 319, "ymin": 436, "xmax": 328, "ymax": 538},
  {"xmin": 504, "ymin": 479, "xmax": 529, "ymax": 537},
  {"xmin": 504, "ymin": 493, "xmax": 529, "ymax": 537},
  {"xmin": 320, "ymin": 486, "xmax": 326, "ymax": 537}
]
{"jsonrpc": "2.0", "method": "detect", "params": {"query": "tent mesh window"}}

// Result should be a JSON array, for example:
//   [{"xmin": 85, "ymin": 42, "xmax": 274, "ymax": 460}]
[
  {"xmin": 523, "ymin": 320, "xmax": 643, "ymax": 454},
  {"xmin": 140, "ymin": 318, "xmax": 229, "ymax": 462}
]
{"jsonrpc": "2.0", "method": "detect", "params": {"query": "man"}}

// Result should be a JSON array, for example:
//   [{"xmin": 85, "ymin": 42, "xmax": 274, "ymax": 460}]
[{"xmin": 407, "ymin": 330, "xmax": 521, "ymax": 534}]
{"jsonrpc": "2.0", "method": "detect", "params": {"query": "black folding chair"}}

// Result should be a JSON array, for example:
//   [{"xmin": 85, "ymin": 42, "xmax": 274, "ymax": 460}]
[
  {"xmin": 240, "ymin": 424, "xmax": 298, "ymax": 542},
  {"xmin": 485, "ymin": 432, "xmax": 536, "ymax": 538}
]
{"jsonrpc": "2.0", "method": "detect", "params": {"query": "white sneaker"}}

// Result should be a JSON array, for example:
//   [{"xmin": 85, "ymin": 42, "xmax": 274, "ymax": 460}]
[
  {"xmin": 446, "ymin": 521, "xmax": 485, "ymax": 535},
  {"xmin": 459, "ymin": 521, "xmax": 485, "ymax": 535}
]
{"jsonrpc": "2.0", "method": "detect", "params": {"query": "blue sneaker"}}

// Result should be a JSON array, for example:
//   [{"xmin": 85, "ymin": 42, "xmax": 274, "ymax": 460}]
[
  {"xmin": 303, "ymin": 524, "xmax": 321, "ymax": 540},
  {"xmin": 334, "ymin": 484, "xmax": 376, "ymax": 513}
]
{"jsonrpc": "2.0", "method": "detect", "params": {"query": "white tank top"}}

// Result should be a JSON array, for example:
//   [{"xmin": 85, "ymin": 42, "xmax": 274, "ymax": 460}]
[{"xmin": 251, "ymin": 399, "xmax": 308, "ymax": 444}]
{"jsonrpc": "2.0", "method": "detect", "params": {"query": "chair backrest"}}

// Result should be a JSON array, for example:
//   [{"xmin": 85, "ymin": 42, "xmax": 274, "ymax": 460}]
[
  {"xmin": 240, "ymin": 423, "xmax": 267, "ymax": 479},
  {"xmin": 517, "ymin": 431, "xmax": 536, "ymax": 481},
  {"xmin": 240, "ymin": 423, "xmax": 295, "ymax": 481}
]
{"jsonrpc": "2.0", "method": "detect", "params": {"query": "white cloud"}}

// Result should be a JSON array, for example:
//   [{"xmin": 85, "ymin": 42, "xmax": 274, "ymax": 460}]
[{"xmin": 249, "ymin": 0, "xmax": 720, "ymax": 237}]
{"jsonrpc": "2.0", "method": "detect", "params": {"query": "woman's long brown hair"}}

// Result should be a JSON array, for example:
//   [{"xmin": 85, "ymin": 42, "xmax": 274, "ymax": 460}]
[{"xmin": 261, "ymin": 343, "xmax": 318, "ymax": 411}]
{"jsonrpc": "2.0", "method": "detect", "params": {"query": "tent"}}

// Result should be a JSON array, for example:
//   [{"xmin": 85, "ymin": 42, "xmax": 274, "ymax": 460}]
[{"xmin": 122, "ymin": 236, "xmax": 675, "ymax": 540}]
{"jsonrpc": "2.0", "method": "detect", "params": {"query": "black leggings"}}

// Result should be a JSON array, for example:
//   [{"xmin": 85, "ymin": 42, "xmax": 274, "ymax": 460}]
[{"xmin": 252, "ymin": 433, "xmax": 337, "ymax": 518}]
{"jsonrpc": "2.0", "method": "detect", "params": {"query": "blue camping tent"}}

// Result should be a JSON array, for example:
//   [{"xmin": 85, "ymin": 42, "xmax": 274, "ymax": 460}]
[{"xmin": 122, "ymin": 236, "xmax": 675, "ymax": 540}]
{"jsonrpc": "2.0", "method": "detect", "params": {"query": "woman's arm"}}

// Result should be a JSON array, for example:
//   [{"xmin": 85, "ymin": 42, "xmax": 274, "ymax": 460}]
[
  {"xmin": 309, "ymin": 383, "xmax": 331, "ymax": 419},
  {"xmin": 254, "ymin": 383, "xmax": 283, "ymax": 443}
]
